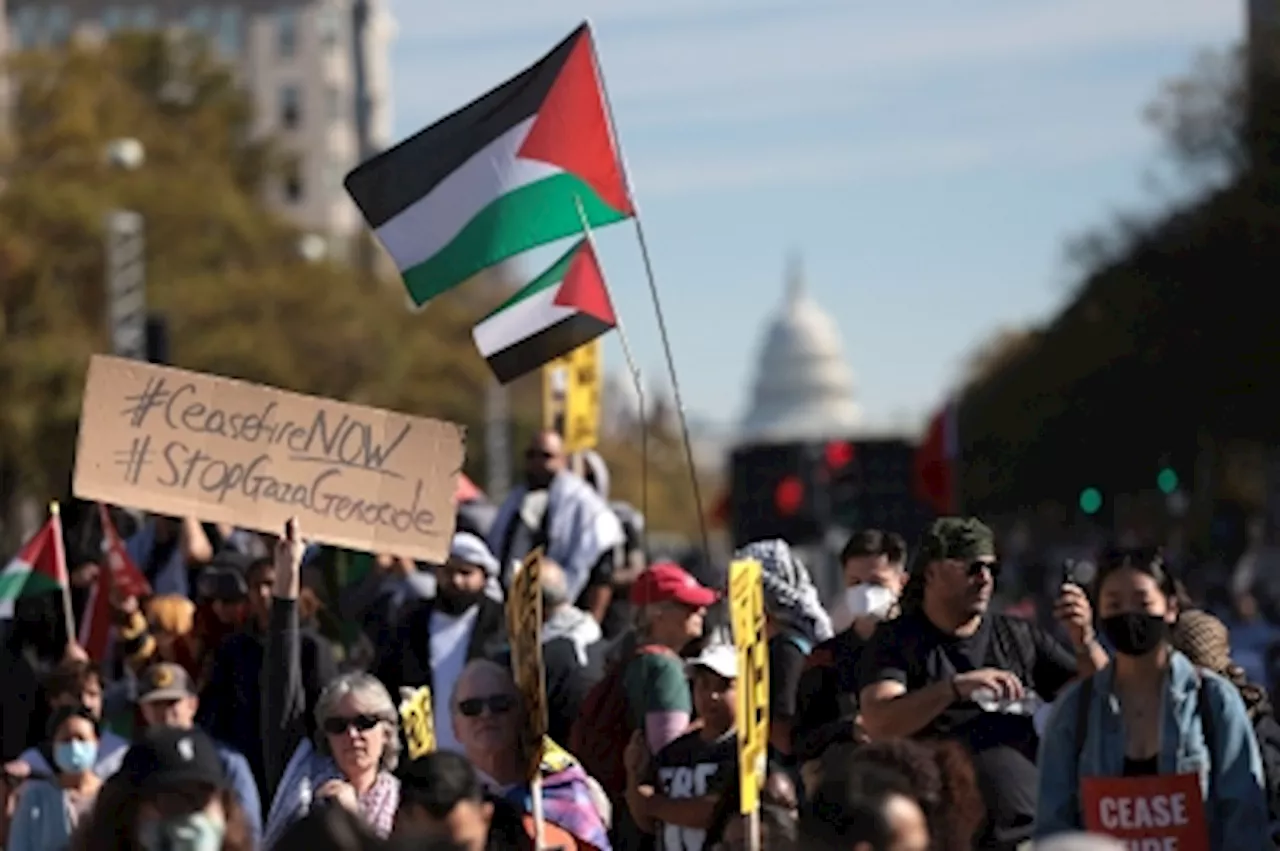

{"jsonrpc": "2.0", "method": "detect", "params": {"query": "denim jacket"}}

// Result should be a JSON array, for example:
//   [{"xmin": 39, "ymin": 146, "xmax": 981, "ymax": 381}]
[{"xmin": 1035, "ymin": 651, "xmax": 1271, "ymax": 849}]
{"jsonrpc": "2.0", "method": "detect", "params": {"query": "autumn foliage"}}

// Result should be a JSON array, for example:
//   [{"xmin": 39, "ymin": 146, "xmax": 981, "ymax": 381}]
[
  {"xmin": 0, "ymin": 34, "xmax": 707, "ymax": 546},
  {"xmin": 957, "ymin": 45, "xmax": 1280, "ymax": 517}
]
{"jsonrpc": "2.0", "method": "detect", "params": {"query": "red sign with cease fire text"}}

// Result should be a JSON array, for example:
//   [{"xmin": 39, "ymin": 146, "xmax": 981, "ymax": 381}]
[{"xmin": 1080, "ymin": 773, "xmax": 1209, "ymax": 851}]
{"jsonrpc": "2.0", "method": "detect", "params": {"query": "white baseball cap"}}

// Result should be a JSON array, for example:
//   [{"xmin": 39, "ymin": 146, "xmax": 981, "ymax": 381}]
[{"xmin": 687, "ymin": 643, "xmax": 739, "ymax": 680}]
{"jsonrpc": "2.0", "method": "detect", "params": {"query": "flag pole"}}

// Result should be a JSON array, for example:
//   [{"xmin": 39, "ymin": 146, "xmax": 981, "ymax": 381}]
[
  {"xmin": 587, "ymin": 26, "xmax": 710, "ymax": 562},
  {"xmin": 49, "ymin": 501, "xmax": 75, "ymax": 650},
  {"xmin": 573, "ymin": 195, "xmax": 649, "ymax": 554}
]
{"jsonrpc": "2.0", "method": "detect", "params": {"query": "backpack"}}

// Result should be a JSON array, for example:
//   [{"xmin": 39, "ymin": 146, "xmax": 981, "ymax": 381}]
[
  {"xmin": 1249, "ymin": 711, "xmax": 1280, "ymax": 840},
  {"xmin": 569, "ymin": 643, "xmax": 675, "ymax": 797}
]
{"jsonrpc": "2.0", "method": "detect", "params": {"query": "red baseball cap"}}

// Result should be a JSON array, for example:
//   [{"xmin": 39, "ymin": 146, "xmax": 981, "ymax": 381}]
[{"xmin": 630, "ymin": 562, "xmax": 719, "ymax": 608}]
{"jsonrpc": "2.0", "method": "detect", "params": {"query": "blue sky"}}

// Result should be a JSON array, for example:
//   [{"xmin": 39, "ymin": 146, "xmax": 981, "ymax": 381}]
[{"xmin": 386, "ymin": 0, "xmax": 1242, "ymax": 434}]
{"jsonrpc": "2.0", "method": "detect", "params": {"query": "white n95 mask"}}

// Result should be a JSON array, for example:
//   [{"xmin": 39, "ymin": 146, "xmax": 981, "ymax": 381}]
[{"xmin": 845, "ymin": 583, "xmax": 897, "ymax": 620}]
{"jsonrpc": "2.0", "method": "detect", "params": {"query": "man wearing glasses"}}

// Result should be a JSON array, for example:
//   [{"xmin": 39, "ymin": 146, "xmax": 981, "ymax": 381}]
[{"xmin": 856, "ymin": 517, "xmax": 1108, "ymax": 851}]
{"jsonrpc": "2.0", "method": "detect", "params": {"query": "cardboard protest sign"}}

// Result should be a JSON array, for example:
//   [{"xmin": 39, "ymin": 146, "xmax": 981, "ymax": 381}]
[
  {"xmin": 1080, "ymin": 773, "xmax": 1208, "ymax": 851},
  {"xmin": 507, "ymin": 548, "xmax": 547, "ymax": 780},
  {"xmin": 729, "ymin": 557, "xmax": 769, "ymax": 815},
  {"xmin": 73, "ymin": 355, "xmax": 465, "ymax": 564},
  {"xmin": 399, "ymin": 685, "xmax": 437, "ymax": 760}
]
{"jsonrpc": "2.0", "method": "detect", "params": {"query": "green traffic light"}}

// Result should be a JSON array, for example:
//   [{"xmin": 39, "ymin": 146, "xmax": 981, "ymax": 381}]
[
  {"xmin": 1157, "ymin": 467, "xmax": 1179, "ymax": 495},
  {"xmin": 1079, "ymin": 488, "xmax": 1103, "ymax": 515}
]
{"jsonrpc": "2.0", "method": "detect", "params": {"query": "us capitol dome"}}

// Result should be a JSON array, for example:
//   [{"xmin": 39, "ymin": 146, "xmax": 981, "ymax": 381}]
[{"xmin": 737, "ymin": 255, "xmax": 862, "ymax": 445}]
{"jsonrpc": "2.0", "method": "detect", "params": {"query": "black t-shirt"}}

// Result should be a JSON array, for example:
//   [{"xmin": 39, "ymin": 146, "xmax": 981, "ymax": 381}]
[
  {"xmin": 857, "ymin": 611, "xmax": 1078, "ymax": 850},
  {"xmin": 792, "ymin": 627, "xmax": 868, "ymax": 763},
  {"xmin": 768, "ymin": 635, "xmax": 809, "ymax": 720},
  {"xmin": 646, "ymin": 729, "xmax": 738, "ymax": 851},
  {"xmin": 856, "ymin": 610, "xmax": 1076, "ymax": 750}
]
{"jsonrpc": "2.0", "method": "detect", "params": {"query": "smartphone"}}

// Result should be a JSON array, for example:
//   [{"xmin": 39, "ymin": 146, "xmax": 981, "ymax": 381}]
[{"xmin": 1062, "ymin": 559, "xmax": 1081, "ymax": 588}]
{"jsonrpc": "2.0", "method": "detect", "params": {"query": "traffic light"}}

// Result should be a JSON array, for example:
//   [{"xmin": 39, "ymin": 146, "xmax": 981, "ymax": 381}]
[
  {"xmin": 1157, "ymin": 467, "xmax": 1179, "ymax": 495},
  {"xmin": 824, "ymin": 440, "xmax": 855, "ymax": 471},
  {"xmin": 1079, "ymin": 487, "xmax": 1103, "ymax": 515},
  {"xmin": 774, "ymin": 476, "xmax": 804, "ymax": 515},
  {"xmin": 729, "ymin": 443, "xmax": 820, "ymax": 547}
]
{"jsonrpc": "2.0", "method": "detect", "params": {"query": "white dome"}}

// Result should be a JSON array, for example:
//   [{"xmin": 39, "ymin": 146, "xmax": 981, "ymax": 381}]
[{"xmin": 738, "ymin": 256, "xmax": 861, "ymax": 444}]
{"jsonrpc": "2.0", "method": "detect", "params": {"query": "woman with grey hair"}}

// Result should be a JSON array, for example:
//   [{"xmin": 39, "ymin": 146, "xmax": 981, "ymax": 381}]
[{"xmin": 262, "ymin": 520, "xmax": 402, "ymax": 846}]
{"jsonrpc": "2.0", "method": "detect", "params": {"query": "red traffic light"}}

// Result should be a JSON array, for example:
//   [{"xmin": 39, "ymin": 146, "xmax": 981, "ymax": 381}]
[
  {"xmin": 774, "ymin": 476, "xmax": 804, "ymax": 516},
  {"xmin": 825, "ymin": 440, "xmax": 855, "ymax": 470}
]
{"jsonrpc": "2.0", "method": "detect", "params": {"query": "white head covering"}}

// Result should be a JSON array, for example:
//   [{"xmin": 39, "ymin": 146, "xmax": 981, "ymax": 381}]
[{"xmin": 450, "ymin": 532, "xmax": 503, "ymax": 602}]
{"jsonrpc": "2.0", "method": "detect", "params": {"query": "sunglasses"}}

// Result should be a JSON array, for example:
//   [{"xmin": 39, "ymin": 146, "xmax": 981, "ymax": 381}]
[
  {"xmin": 959, "ymin": 559, "xmax": 1000, "ymax": 578},
  {"xmin": 525, "ymin": 449, "xmax": 554, "ymax": 460},
  {"xmin": 322, "ymin": 714, "xmax": 382, "ymax": 736},
  {"xmin": 457, "ymin": 694, "xmax": 517, "ymax": 718}
]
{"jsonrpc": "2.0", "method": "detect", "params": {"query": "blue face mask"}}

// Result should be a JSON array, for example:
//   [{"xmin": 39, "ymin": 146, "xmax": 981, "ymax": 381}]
[
  {"xmin": 137, "ymin": 812, "xmax": 226, "ymax": 851},
  {"xmin": 53, "ymin": 740, "xmax": 98, "ymax": 774}
]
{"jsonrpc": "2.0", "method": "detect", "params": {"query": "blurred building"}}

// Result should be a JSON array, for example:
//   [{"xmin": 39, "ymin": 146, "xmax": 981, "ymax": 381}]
[
  {"xmin": 3, "ymin": 0, "xmax": 395, "ymax": 258},
  {"xmin": 737, "ymin": 254, "xmax": 862, "ymax": 446}
]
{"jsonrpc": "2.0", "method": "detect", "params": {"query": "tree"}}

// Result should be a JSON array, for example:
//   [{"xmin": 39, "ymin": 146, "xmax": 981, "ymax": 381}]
[
  {"xmin": 0, "ymin": 35, "xmax": 489, "ymax": 537},
  {"xmin": 1143, "ymin": 47, "xmax": 1246, "ymax": 180},
  {"xmin": 960, "ymin": 326, "xmax": 1041, "ymax": 389},
  {"xmin": 0, "ymin": 34, "xmax": 707, "ymax": 544},
  {"xmin": 1061, "ymin": 48, "xmax": 1244, "ymax": 277},
  {"xmin": 955, "ymin": 39, "xmax": 1280, "ymax": 515}
]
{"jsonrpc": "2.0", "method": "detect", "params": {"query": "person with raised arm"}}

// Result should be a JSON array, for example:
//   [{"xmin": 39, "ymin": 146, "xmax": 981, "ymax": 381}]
[{"xmin": 262, "ymin": 519, "xmax": 401, "ymax": 846}]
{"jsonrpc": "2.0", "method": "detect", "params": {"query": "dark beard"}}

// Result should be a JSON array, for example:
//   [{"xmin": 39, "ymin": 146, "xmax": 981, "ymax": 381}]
[{"xmin": 435, "ymin": 591, "xmax": 482, "ymax": 617}]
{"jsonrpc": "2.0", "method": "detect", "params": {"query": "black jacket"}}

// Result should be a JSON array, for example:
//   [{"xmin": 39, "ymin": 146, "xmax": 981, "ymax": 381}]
[
  {"xmin": 198, "ymin": 619, "xmax": 337, "ymax": 794},
  {"xmin": 373, "ymin": 597, "xmax": 507, "ymax": 697}
]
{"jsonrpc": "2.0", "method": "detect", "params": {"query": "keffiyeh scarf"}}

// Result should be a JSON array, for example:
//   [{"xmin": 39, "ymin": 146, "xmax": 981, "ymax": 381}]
[
  {"xmin": 735, "ymin": 539, "xmax": 834, "ymax": 646},
  {"xmin": 262, "ymin": 739, "xmax": 400, "ymax": 848},
  {"xmin": 492, "ymin": 739, "xmax": 612, "ymax": 851},
  {"xmin": 488, "ymin": 472, "xmax": 624, "ymax": 601}
]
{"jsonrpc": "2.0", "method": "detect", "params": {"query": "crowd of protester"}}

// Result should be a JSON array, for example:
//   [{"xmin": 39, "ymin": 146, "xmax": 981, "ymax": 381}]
[{"xmin": 1, "ymin": 430, "xmax": 1279, "ymax": 849}]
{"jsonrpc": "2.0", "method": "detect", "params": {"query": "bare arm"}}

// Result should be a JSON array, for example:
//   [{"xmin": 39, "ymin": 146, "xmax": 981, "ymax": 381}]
[
  {"xmin": 1075, "ymin": 640, "xmax": 1109, "ymax": 680},
  {"xmin": 861, "ymin": 668, "xmax": 1027, "ymax": 740},
  {"xmin": 627, "ymin": 785, "xmax": 719, "ymax": 830},
  {"xmin": 180, "ymin": 516, "xmax": 214, "ymax": 564},
  {"xmin": 859, "ymin": 680, "xmax": 956, "ymax": 739}
]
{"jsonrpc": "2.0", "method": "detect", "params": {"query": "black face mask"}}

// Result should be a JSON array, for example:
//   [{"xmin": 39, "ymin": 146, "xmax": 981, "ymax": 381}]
[
  {"xmin": 436, "ymin": 589, "xmax": 483, "ymax": 616},
  {"xmin": 1100, "ymin": 612, "xmax": 1169, "ymax": 657}
]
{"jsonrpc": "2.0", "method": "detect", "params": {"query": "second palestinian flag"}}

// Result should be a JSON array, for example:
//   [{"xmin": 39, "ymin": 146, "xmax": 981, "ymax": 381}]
[
  {"xmin": 345, "ymin": 22, "xmax": 633, "ymax": 308},
  {"xmin": 473, "ymin": 238, "xmax": 616, "ymax": 384}
]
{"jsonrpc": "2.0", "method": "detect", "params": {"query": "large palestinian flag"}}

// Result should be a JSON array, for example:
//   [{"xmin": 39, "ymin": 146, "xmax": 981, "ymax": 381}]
[
  {"xmin": 473, "ymin": 238, "xmax": 616, "ymax": 384},
  {"xmin": 344, "ymin": 22, "xmax": 633, "ymax": 307}
]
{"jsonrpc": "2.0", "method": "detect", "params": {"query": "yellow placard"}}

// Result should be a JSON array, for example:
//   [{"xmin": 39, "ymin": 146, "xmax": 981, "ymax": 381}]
[
  {"xmin": 541, "ymin": 340, "xmax": 602, "ymax": 454},
  {"xmin": 399, "ymin": 685, "xmax": 436, "ymax": 760},
  {"xmin": 507, "ymin": 548, "xmax": 547, "ymax": 779},
  {"xmin": 729, "ymin": 558, "xmax": 769, "ymax": 815}
]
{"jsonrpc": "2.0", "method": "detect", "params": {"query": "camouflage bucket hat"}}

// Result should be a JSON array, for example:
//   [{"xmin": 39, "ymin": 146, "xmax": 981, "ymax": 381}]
[{"xmin": 915, "ymin": 517, "xmax": 995, "ymax": 567}]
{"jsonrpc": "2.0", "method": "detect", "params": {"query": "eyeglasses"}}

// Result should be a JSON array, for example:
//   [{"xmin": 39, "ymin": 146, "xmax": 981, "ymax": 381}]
[
  {"xmin": 322, "ymin": 714, "xmax": 382, "ymax": 736},
  {"xmin": 456, "ymin": 694, "xmax": 517, "ymax": 718}
]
